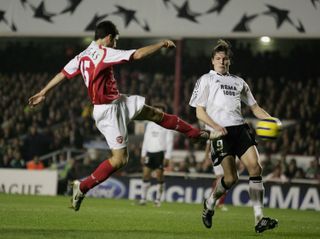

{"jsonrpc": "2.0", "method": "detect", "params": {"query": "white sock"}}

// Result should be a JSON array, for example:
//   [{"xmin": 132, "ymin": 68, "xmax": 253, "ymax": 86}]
[
  {"xmin": 249, "ymin": 177, "xmax": 265, "ymax": 225},
  {"xmin": 141, "ymin": 181, "xmax": 150, "ymax": 201},
  {"xmin": 156, "ymin": 182, "xmax": 164, "ymax": 202}
]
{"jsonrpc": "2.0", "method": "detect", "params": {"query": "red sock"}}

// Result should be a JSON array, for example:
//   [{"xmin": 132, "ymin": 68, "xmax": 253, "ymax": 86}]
[
  {"xmin": 158, "ymin": 113, "xmax": 200, "ymax": 138},
  {"xmin": 218, "ymin": 193, "xmax": 226, "ymax": 205},
  {"xmin": 80, "ymin": 160, "xmax": 116, "ymax": 194}
]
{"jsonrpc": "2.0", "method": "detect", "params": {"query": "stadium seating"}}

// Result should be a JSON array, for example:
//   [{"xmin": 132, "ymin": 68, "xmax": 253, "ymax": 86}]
[{"xmin": 0, "ymin": 39, "xmax": 319, "ymax": 182}]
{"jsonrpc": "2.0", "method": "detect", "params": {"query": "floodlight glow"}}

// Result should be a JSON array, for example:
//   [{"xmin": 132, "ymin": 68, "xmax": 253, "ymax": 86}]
[{"xmin": 260, "ymin": 36, "xmax": 271, "ymax": 44}]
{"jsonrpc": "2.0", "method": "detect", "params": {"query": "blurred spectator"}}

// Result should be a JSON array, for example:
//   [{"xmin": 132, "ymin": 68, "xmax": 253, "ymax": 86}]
[
  {"xmin": 23, "ymin": 125, "xmax": 49, "ymax": 161},
  {"xmin": 305, "ymin": 159, "xmax": 319, "ymax": 179},
  {"xmin": 51, "ymin": 154, "xmax": 75, "ymax": 194},
  {"xmin": 0, "ymin": 155, "xmax": 11, "ymax": 168},
  {"xmin": 260, "ymin": 153, "xmax": 274, "ymax": 176},
  {"xmin": 125, "ymin": 143, "xmax": 142, "ymax": 174},
  {"xmin": 294, "ymin": 168, "xmax": 305, "ymax": 179},
  {"xmin": 10, "ymin": 150, "xmax": 26, "ymax": 169},
  {"xmin": 26, "ymin": 155, "xmax": 45, "ymax": 170},
  {"xmin": 285, "ymin": 158, "xmax": 298, "ymax": 179},
  {"xmin": 184, "ymin": 150, "xmax": 197, "ymax": 173},
  {"xmin": 264, "ymin": 164, "xmax": 288, "ymax": 183}
]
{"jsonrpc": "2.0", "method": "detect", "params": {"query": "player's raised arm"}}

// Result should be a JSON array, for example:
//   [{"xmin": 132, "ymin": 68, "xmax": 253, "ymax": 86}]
[
  {"xmin": 28, "ymin": 72, "xmax": 66, "ymax": 107},
  {"xmin": 132, "ymin": 40, "xmax": 176, "ymax": 60}
]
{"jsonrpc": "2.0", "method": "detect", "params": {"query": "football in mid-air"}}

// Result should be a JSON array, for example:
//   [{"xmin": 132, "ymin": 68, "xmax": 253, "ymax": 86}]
[{"xmin": 255, "ymin": 117, "xmax": 282, "ymax": 140}]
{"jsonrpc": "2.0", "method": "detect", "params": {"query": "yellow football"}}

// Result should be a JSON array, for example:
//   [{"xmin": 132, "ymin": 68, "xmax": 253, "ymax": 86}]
[{"xmin": 255, "ymin": 117, "xmax": 282, "ymax": 140}]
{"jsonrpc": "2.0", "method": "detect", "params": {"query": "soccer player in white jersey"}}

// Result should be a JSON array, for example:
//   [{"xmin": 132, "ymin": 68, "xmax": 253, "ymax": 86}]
[
  {"xmin": 139, "ymin": 104, "xmax": 174, "ymax": 207},
  {"xmin": 28, "ymin": 21, "xmax": 213, "ymax": 212},
  {"xmin": 189, "ymin": 39, "xmax": 278, "ymax": 233}
]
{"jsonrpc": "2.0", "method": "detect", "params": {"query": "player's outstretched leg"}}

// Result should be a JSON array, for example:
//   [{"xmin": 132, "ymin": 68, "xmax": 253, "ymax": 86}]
[
  {"xmin": 255, "ymin": 217, "xmax": 278, "ymax": 233},
  {"xmin": 156, "ymin": 112, "xmax": 222, "ymax": 142},
  {"xmin": 202, "ymin": 199, "xmax": 215, "ymax": 228},
  {"xmin": 70, "ymin": 180, "xmax": 85, "ymax": 211}
]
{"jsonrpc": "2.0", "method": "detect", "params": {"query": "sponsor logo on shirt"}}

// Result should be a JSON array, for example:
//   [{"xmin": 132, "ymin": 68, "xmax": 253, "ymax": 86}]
[{"xmin": 220, "ymin": 84, "xmax": 237, "ymax": 96}]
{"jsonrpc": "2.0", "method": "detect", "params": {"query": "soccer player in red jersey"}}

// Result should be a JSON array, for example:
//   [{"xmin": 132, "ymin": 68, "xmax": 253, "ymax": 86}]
[{"xmin": 29, "ymin": 21, "xmax": 215, "ymax": 211}]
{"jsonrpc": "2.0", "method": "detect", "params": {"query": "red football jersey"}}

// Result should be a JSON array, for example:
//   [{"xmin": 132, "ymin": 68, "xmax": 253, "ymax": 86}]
[{"xmin": 62, "ymin": 41, "xmax": 136, "ymax": 104}]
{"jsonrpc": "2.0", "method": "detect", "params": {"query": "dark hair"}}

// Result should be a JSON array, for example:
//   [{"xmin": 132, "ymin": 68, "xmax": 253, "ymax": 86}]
[
  {"xmin": 94, "ymin": 21, "xmax": 119, "ymax": 40},
  {"xmin": 211, "ymin": 39, "xmax": 233, "ymax": 59}
]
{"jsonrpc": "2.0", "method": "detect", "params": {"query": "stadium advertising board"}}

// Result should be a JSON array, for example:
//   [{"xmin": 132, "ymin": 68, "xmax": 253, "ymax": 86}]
[
  {"xmin": 86, "ymin": 176, "xmax": 320, "ymax": 211},
  {"xmin": 0, "ymin": 169, "xmax": 58, "ymax": 196}
]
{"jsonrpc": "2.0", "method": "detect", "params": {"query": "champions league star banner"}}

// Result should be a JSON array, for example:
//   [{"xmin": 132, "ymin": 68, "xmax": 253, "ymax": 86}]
[
  {"xmin": 86, "ymin": 175, "xmax": 320, "ymax": 211},
  {"xmin": 0, "ymin": 0, "xmax": 320, "ymax": 37}
]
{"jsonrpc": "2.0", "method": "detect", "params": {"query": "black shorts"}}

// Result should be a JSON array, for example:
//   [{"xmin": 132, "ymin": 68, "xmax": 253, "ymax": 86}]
[
  {"xmin": 210, "ymin": 124, "xmax": 257, "ymax": 166},
  {"xmin": 143, "ymin": 151, "xmax": 165, "ymax": 170}
]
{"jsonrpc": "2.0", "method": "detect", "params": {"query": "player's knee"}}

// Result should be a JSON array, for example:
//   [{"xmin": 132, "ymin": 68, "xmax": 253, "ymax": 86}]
[
  {"xmin": 249, "ymin": 164, "xmax": 262, "ymax": 176},
  {"xmin": 138, "ymin": 105, "xmax": 163, "ymax": 122},
  {"xmin": 110, "ymin": 155, "xmax": 129, "ymax": 169},
  {"xmin": 152, "ymin": 110, "xmax": 163, "ymax": 122},
  {"xmin": 223, "ymin": 174, "xmax": 238, "ymax": 188},
  {"xmin": 145, "ymin": 107, "xmax": 163, "ymax": 122}
]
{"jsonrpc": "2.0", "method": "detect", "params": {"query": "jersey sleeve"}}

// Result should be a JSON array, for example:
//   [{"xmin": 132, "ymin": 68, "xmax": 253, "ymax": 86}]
[
  {"xmin": 61, "ymin": 55, "xmax": 81, "ymax": 79},
  {"xmin": 189, "ymin": 76, "xmax": 209, "ymax": 107},
  {"xmin": 103, "ymin": 48, "xmax": 136, "ymax": 66},
  {"xmin": 241, "ymin": 81, "xmax": 257, "ymax": 106}
]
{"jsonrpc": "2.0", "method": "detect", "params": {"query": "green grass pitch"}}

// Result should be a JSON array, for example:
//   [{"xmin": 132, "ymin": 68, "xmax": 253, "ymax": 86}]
[{"xmin": 0, "ymin": 193, "xmax": 319, "ymax": 239}]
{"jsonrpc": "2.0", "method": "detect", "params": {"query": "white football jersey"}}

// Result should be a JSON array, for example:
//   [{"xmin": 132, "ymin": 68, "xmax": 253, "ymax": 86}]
[
  {"xmin": 189, "ymin": 70, "xmax": 256, "ymax": 128},
  {"xmin": 141, "ymin": 122, "xmax": 174, "ymax": 159}
]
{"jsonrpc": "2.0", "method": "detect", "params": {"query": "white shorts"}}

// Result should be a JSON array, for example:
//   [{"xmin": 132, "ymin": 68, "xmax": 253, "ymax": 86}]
[
  {"xmin": 213, "ymin": 164, "xmax": 224, "ymax": 176},
  {"xmin": 93, "ymin": 94, "xmax": 145, "ymax": 150}
]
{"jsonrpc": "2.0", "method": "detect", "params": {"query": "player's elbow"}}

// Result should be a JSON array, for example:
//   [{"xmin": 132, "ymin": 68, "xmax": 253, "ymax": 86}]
[
  {"xmin": 195, "ymin": 107, "xmax": 205, "ymax": 120},
  {"xmin": 195, "ymin": 110, "xmax": 201, "ymax": 119},
  {"xmin": 132, "ymin": 50, "xmax": 144, "ymax": 60}
]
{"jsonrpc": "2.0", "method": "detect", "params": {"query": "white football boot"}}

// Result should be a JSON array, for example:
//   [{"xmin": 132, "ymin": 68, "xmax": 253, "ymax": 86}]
[{"xmin": 71, "ymin": 180, "xmax": 85, "ymax": 211}]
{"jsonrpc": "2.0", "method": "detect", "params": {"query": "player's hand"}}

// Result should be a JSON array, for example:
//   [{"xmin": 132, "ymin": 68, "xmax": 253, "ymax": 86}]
[
  {"xmin": 213, "ymin": 125, "xmax": 228, "ymax": 136},
  {"xmin": 28, "ymin": 92, "xmax": 46, "ymax": 107},
  {"xmin": 162, "ymin": 40, "xmax": 176, "ymax": 48}
]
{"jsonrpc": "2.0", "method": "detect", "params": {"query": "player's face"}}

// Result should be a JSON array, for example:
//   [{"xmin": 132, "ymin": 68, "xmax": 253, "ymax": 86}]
[
  {"xmin": 107, "ymin": 34, "xmax": 118, "ymax": 48},
  {"xmin": 212, "ymin": 51, "xmax": 230, "ymax": 75}
]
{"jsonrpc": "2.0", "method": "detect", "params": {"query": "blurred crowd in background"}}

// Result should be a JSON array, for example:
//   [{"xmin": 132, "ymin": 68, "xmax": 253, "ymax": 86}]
[{"xmin": 0, "ymin": 38, "xmax": 319, "ymax": 194}]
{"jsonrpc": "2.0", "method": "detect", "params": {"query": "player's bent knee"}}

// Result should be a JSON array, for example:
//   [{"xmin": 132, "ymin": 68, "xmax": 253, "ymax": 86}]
[
  {"xmin": 136, "ymin": 105, "xmax": 163, "ymax": 122},
  {"xmin": 146, "ymin": 106, "xmax": 163, "ymax": 122},
  {"xmin": 249, "ymin": 164, "xmax": 262, "ymax": 176},
  {"xmin": 109, "ymin": 156, "xmax": 128, "ymax": 169},
  {"xmin": 224, "ymin": 175, "xmax": 238, "ymax": 188}
]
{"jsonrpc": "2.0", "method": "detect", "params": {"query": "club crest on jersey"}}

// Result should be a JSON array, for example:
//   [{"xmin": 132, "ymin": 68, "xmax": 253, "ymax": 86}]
[{"xmin": 116, "ymin": 136, "xmax": 123, "ymax": 144}]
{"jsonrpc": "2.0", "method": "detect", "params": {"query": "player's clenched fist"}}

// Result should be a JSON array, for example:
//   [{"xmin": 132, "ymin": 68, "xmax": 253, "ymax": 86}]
[{"xmin": 162, "ymin": 40, "xmax": 176, "ymax": 48}]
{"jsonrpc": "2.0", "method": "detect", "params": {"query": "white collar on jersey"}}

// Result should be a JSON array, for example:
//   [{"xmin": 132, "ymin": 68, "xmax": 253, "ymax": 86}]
[{"xmin": 210, "ymin": 70, "xmax": 230, "ymax": 76}]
